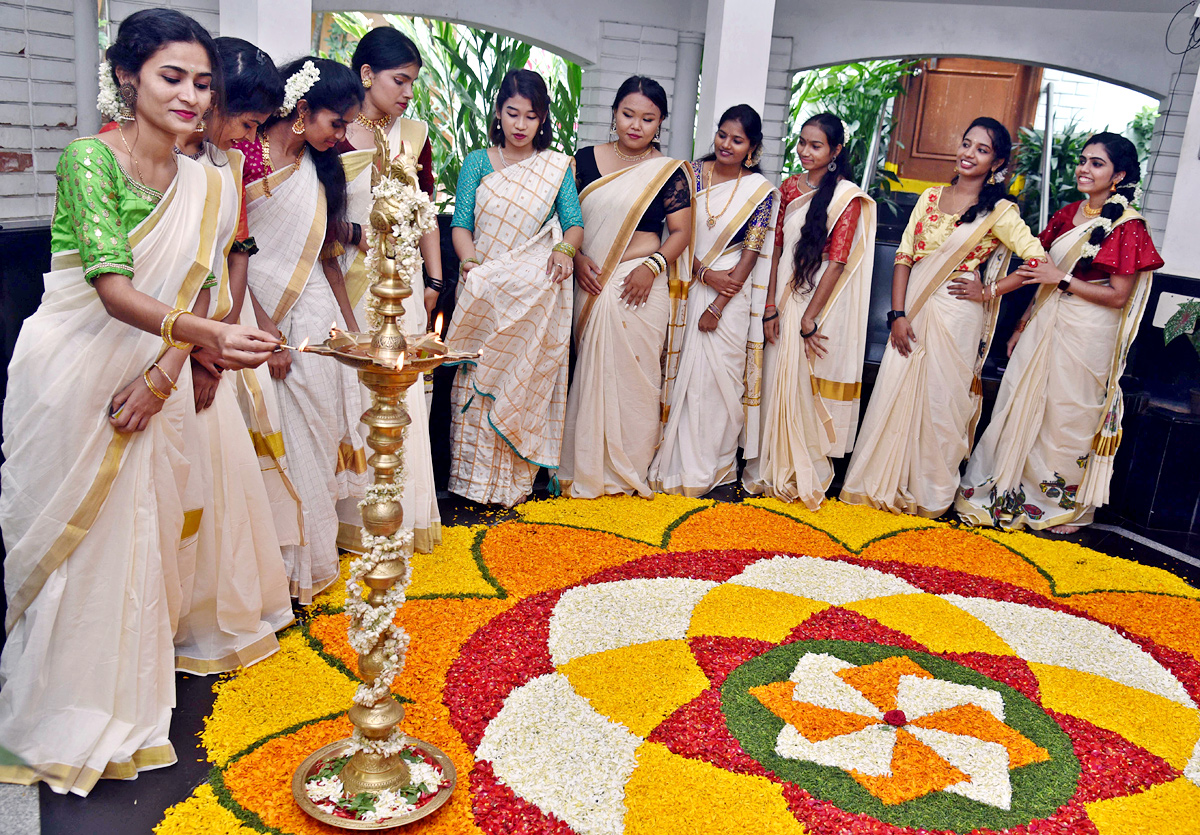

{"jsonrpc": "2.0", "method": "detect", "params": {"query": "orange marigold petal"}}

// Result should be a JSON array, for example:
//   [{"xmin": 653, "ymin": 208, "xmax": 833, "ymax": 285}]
[
  {"xmin": 1064, "ymin": 592, "xmax": 1200, "ymax": 662},
  {"xmin": 859, "ymin": 529, "xmax": 1053, "ymax": 597},
  {"xmin": 850, "ymin": 728, "xmax": 969, "ymax": 805},
  {"xmin": 750, "ymin": 682, "xmax": 882, "ymax": 742},
  {"xmin": 837, "ymin": 656, "xmax": 933, "ymax": 713},
  {"xmin": 911, "ymin": 704, "xmax": 1050, "ymax": 768},
  {"xmin": 667, "ymin": 504, "xmax": 844, "ymax": 557}
]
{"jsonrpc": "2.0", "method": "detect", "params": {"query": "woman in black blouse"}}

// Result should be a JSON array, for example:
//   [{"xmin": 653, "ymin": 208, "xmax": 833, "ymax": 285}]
[{"xmin": 559, "ymin": 75, "xmax": 693, "ymax": 498}]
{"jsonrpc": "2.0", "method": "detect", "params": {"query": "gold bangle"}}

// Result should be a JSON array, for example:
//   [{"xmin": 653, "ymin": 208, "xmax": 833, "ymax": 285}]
[
  {"xmin": 552, "ymin": 241, "xmax": 577, "ymax": 258},
  {"xmin": 143, "ymin": 369, "xmax": 170, "ymax": 400},
  {"xmin": 161, "ymin": 308, "xmax": 193, "ymax": 350},
  {"xmin": 152, "ymin": 362, "xmax": 178, "ymax": 390}
]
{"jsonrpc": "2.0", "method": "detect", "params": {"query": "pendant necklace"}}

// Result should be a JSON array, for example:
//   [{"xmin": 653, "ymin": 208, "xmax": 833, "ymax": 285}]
[{"xmin": 704, "ymin": 161, "xmax": 743, "ymax": 229}]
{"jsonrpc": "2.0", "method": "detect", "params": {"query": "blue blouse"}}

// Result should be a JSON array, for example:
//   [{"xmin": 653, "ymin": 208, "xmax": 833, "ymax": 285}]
[{"xmin": 451, "ymin": 148, "xmax": 583, "ymax": 232}]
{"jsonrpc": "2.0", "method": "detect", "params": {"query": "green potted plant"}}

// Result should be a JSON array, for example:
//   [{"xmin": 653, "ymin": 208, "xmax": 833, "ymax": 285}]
[{"xmin": 1163, "ymin": 298, "xmax": 1200, "ymax": 414}]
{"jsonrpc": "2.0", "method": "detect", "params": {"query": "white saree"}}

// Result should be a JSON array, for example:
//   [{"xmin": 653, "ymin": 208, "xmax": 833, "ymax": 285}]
[
  {"xmin": 841, "ymin": 200, "xmax": 1035, "ymax": 517},
  {"xmin": 743, "ymin": 181, "xmax": 876, "ymax": 508},
  {"xmin": 559, "ymin": 156, "xmax": 692, "ymax": 499},
  {"xmin": 957, "ymin": 210, "xmax": 1153, "ymax": 529},
  {"xmin": 445, "ymin": 150, "xmax": 574, "ymax": 507},
  {"xmin": 245, "ymin": 152, "xmax": 368, "ymax": 603},
  {"xmin": 0, "ymin": 155, "xmax": 236, "ymax": 795},
  {"xmin": 649, "ymin": 169, "xmax": 777, "ymax": 497},
  {"xmin": 337, "ymin": 117, "xmax": 440, "ymax": 553}
]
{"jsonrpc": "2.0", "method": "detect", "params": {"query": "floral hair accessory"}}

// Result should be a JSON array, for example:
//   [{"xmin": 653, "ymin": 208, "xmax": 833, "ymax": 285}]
[
  {"xmin": 97, "ymin": 62, "xmax": 121, "ymax": 121},
  {"xmin": 279, "ymin": 60, "xmax": 320, "ymax": 117},
  {"xmin": 1081, "ymin": 240, "xmax": 1102, "ymax": 259}
]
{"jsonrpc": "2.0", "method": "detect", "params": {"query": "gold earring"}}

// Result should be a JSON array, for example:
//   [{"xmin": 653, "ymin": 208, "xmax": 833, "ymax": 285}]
[
  {"xmin": 362, "ymin": 76, "xmax": 373, "ymax": 89},
  {"xmin": 292, "ymin": 114, "xmax": 305, "ymax": 135},
  {"xmin": 118, "ymin": 82, "xmax": 137, "ymax": 121},
  {"xmin": 987, "ymin": 171, "xmax": 998, "ymax": 185}
]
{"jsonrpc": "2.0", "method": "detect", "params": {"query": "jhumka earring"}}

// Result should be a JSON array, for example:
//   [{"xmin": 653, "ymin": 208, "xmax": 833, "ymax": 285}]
[
  {"xmin": 118, "ymin": 83, "xmax": 137, "ymax": 121},
  {"xmin": 987, "ymin": 171, "xmax": 998, "ymax": 185},
  {"xmin": 292, "ymin": 114, "xmax": 305, "ymax": 135},
  {"xmin": 196, "ymin": 117, "xmax": 206, "ymax": 132},
  {"xmin": 744, "ymin": 147, "xmax": 762, "ymax": 169}
]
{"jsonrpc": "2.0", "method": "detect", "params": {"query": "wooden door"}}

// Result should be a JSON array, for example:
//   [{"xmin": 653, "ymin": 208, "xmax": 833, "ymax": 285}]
[{"xmin": 887, "ymin": 58, "xmax": 1043, "ymax": 185}]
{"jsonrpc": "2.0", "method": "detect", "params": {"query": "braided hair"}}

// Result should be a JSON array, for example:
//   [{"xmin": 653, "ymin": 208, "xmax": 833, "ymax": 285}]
[
  {"xmin": 1076, "ymin": 132, "xmax": 1141, "ymax": 271},
  {"xmin": 952, "ymin": 117, "xmax": 1014, "ymax": 225},
  {"xmin": 791, "ymin": 113, "xmax": 853, "ymax": 293}
]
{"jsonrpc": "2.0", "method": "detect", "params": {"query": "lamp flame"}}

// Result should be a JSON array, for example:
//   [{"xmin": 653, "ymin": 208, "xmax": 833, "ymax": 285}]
[
  {"xmin": 297, "ymin": 337, "xmax": 310, "ymax": 352},
  {"xmin": 433, "ymin": 312, "xmax": 444, "ymax": 335}
]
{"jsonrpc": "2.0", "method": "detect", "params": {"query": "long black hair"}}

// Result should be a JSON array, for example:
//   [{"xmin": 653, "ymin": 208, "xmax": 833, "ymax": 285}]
[
  {"xmin": 107, "ymin": 8, "xmax": 224, "ymax": 114},
  {"xmin": 612, "ymin": 75, "xmax": 669, "ymax": 149},
  {"xmin": 1076, "ymin": 131, "xmax": 1141, "ymax": 272},
  {"xmin": 699, "ymin": 104, "xmax": 764, "ymax": 174},
  {"xmin": 269, "ymin": 57, "xmax": 363, "ymax": 224},
  {"xmin": 791, "ymin": 113, "xmax": 853, "ymax": 293},
  {"xmin": 351, "ymin": 26, "xmax": 423, "ymax": 78},
  {"xmin": 490, "ymin": 69, "xmax": 553, "ymax": 151},
  {"xmin": 953, "ymin": 116, "xmax": 1014, "ymax": 225},
  {"xmin": 214, "ymin": 37, "xmax": 283, "ymax": 116}
]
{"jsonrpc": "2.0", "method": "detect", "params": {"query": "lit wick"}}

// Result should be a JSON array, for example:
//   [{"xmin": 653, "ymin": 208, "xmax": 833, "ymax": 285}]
[{"xmin": 432, "ymin": 312, "xmax": 444, "ymax": 335}]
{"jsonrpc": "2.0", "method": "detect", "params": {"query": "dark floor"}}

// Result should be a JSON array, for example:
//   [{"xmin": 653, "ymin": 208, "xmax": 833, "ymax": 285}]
[{"xmin": 38, "ymin": 487, "xmax": 1200, "ymax": 835}]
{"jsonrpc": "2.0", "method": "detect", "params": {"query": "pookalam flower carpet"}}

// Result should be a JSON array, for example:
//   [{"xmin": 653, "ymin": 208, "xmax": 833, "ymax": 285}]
[{"xmin": 154, "ymin": 495, "xmax": 1200, "ymax": 835}]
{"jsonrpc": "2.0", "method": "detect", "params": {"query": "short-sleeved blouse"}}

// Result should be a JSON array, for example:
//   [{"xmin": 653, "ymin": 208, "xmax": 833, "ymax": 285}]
[
  {"xmin": 894, "ymin": 186, "xmax": 1044, "ymax": 271},
  {"xmin": 774, "ymin": 174, "xmax": 861, "ymax": 264},
  {"xmin": 574, "ymin": 146, "xmax": 690, "ymax": 234},
  {"xmin": 690, "ymin": 161, "xmax": 773, "ymax": 251},
  {"xmin": 51, "ymin": 138, "xmax": 163, "ymax": 285},
  {"xmin": 451, "ymin": 148, "xmax": 584, "ymax": 232},
  {"xmin": 1038, "ymin": 201, "xmax": 1163, "ymax": 281}
]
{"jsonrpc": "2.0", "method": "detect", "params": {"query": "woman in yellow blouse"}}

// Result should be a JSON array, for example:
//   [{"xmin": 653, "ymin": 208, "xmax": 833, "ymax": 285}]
[{"xmin": 841, "ymin": 117, "xmax": 1046, "ymax": 518}]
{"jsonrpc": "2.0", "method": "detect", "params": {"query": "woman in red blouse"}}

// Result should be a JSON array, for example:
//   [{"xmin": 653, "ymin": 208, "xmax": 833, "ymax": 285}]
[{"xmin": 957, "ymin": 132, "xmax": 1162, "ymax": 532}]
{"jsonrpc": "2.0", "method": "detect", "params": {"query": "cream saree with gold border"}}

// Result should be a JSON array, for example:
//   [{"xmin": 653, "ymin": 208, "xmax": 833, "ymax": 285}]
[
  {"xmin": 649, "ymin": 170, "xmax": 777, "ymax": 497},
  {"xmin": 559, "ymin": 156, "xmax": 692, "ymax": 499},
  {"xmin": 956, "ymin": 210, "xmax": 1152, "ymax": 529},
  {"xmin": 743, "ymin": 181, "xmax": 876, "ymax": 508},
  {"xmin": 245, "ymin": 153, "xmax": 368, "ymax": 603},
  {"xmin": 336, "ymin": 118, "xmax": 440, "ymax": 552},
  {"xmin": 0, "ymin": 156, "xmax": 235, "ymax": 795},
  {"xmin": 446, "ymin": 150, "xmax": 574, "ymax": 506}
]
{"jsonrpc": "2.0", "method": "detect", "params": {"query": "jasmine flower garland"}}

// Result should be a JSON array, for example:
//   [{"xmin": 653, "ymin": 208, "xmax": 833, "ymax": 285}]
[
  {"xmin": 97, "ymin": 62, "xmax": 121, "ymax": 121},
  {"xmin": 279, "ymin": 60, "xmax": 320, "ymax": 116}
]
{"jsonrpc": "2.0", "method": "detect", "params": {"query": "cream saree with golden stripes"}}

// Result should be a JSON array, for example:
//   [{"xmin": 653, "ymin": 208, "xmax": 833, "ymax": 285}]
[
  {"xmin": 743, "ymin": 181, "xmax": 876, "ymax": 508},
  {"xmin": 245, "ymin": 153, "xmax": 368, "ymax": 603},
  {"xmin": 559, "ymin": 156, "xmax": 691, "ymax": 499},
  {"xmin": 0, "ymin": 157, "xmax": 235, "ymax": 795},
  {"xmin": 649, "ymin": 170, "xmax": 777, "ymax": 497}
]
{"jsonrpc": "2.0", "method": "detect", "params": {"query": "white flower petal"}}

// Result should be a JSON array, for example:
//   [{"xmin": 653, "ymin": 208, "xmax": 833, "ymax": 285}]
[
  {"xmin": 1185, "ymin": 737, "xmax": 1200, "ymax": 788},
  {"xmin": 907, "ymin": 726, "xmax": 1013, "ymax": 810},
  {"xmin": 477, "ymin": 673, "xmax": 640, "ymax": 835},
  {"xmin": 730, "ymin": 555, "xmax": 921, "ymax": 605},
  {"xmin": 896, "ymin": 674, "xmax": 1006, "ymax": 723},
  {"xmin": 548, "ymin": 578, "xmax": 718, "ymax": 665},
  {"xmin": 776, "ymin": 723, "xmax": 895, "ymax": 776},
  {"xmin": 941, "ymin": 595, "xmax": 1195, "ymax": 707},
  {"xmin": 789, "ymin": 653, "xmax": 883, "ymax": 717}
]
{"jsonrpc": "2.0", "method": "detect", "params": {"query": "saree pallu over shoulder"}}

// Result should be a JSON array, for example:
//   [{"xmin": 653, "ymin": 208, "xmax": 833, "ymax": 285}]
[
  {"xmin": 840, "ymin": 201, "xmax": 1016, "ymax": 518},
  {"xmin": 0, "ymin": 156, "xmax": 238, "ymax": 795},
  {"xmin": 559, "ymin": 156, "xmax": 692, "ymax": 499},
  {"xmin": 743, "ymin": 181, "xmax": 876, "ymax": 508},
  {"xmin": 957, "ymin": 210, "xmax": 1151, "ymax": 529},
  {"xmin": 446, "ymin": 150, "xmax": 575, "ymax": 506},
  {"xmin": 650, "ymin": 172, "xmax": 777, "ymax": 497}
]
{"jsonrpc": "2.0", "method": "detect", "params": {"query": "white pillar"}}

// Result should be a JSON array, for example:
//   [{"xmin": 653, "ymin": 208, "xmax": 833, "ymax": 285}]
[
  {"xmin": 694, "ymin": 0, "xmax": 776, "ymax": 150},
  {"xmin": 668, "ymin": 31, "xmax": 704, "ymax": 161},
  {"xmin": 74, "ymin": 0, "xmax": 100, "ymax": 136},
  {"xmin": 218, "ymin": 0, "xmax": 313, "ymax": 65}
]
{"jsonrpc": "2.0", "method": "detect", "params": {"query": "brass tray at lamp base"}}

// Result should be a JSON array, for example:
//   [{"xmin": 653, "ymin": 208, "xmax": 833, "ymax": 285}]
[{"xmin": 291, "ymin": 737, "xmax": 457, "ymax": 830}]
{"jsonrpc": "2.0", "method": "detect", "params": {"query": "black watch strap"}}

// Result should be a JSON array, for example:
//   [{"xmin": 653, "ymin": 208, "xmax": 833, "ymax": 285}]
[{"xmin": 886, "ymin": 309, "xmax": 906, "ymax": 327}]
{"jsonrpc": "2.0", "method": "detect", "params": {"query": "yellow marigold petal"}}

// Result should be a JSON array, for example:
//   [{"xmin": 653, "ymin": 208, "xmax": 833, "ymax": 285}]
[
  {"xmin": 746, "ymin": 496, "xmax": 941, "ymax": 550},
  {"xmin": 1030, "ymin": 662, "xmax": 1200, "ymax": 769},
  {"xmin": 202, "ymin": 632, "xmax": 357, "ymax": 767},
  {"xmin": 1061, "ymin": 592, "xmax": 1200, "ymax": 662},
  {"xmin": 315, "ymin": 552, "xmax": 353, "ymax": 610},
  {"xmin": 837, "ymin": 656, "xmax": 933, "ymax": 713},
  {"xmin": 850, "ymin": 728, "xmax": 969, "ymax": 805},
  {"xmin": 558, "ymin": 640, "xmax": 710, "ymax": 738},
  {"xmin": 911, "ymin": 704, "xmax": 1049, "ymax": 767},
  {"xmin": 859, "ymin": 529, "xmax": 1054, "ymax": 597},
  {"xmin": 154, "ymin": 784, "xmax": 257, "ymax": 834},
  {"xmin": 979, "ymin": 529, "xmax": 1200, "ymax": 598},
  {"xmin": 410, "ymin": 524, "xmax": 499, "ymax": 598},
  {"xmin": 667, "ymin": 504, "xmax": 844, "ymax": 557},
  {"xmin": 687, "ymin": 584, "xmax": 828, "ymax": 642},
  {"xmin": 749, "ymin": 682, "xmax": 882, "ymax": 742},
  {"xmin": 516, "ymin": 493, "xmax": 710, "ymax": 545},
  {"xmin": 1087, "ymin": 778, "xmax": 1200, "ymax": 834},
  {"xmin": 623, "ymin": 741, "xmax": 809, "ymax": 834},
  {"xmin": 844, "ymin": 594, "xmax": 1016, "ymax": 656},
  {"xmin": 481, "ymin": 522, "xmax": 658, "ymax": 597}
]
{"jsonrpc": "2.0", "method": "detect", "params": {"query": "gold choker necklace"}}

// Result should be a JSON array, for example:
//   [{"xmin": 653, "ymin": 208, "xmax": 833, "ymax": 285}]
[
  {"xmin": 355, "ymin": 113, "xmax": 393, "ymax": 131},
  {"xmin": 613, "ymin": 141, "xmax": 652, "ymax": 163},
  {"xmin": 1081, "ymin": 202, "xmax": 1103, "ymax": 218}
]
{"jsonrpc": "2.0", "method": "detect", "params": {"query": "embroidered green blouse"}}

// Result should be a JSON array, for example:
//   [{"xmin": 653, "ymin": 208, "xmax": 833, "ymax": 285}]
[{"xmin": 52, "ymin": 138, "xmax": 218, "ymax": 288}]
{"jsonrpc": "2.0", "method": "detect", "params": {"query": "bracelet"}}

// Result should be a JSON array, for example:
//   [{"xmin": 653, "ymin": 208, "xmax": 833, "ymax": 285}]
[
  {"xmin": 143, "ymin": 368, "xmax": 171, "ymax": 401},
  {"xmin": 350, "ymin": 222, "xmax": 362, "ymax": 248},
  {"xmin": 643, "ymin": 256, "xmax": 664, "ymax": 277},
  {"xmin": 460, "ymin": 256, "xmax": 480, "ymax": 274},
  {"xmin": 426, "ymin": 278, "xmax": 444, "ymax": 292},
  {"xmin": 152, "ymin": 362, "xmax": 178, "ymax": 390},
  {"xmin": 764, "ymin": 303, "xmax": 776, "ymax": 312},
  {"xmin": 161, "ymin": 308, "xmax": 193, "ymax": 350},
  {"xmin": 705, "ymin": 302, "xmax": 723, "ymax": 320},
  {"xmin": 763, "ymin": 311, "xmax": 779, "ymax": 323},
  {"xmin": 696, "ymin": 265, "xmax": 709, "ymax": 285},
  {"xmin": 800, "ymin": 322, "xmax": 818, "ymax": 338},
  {"xmin": 552, "ymin": 240, "xmax": 577, "ymax": 258}
]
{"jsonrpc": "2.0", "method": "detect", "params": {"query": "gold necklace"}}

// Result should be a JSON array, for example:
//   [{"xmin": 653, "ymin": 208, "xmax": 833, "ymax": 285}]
[
  {"xmin": 704, "ymin": 161, "xmax": 743, "ymax": 229},
  {"xmin": 355, "ymin": 112, "xmax": 393, "ymax": 131},
  {"xmin": 116, "ymin": 126, "xmax": 149, "ymax": 186},
  {"xmin": 612, "ymin": 141, "xmax": 652, "ymax": 163},
  {"xmin": 1081, "ymin": 202, "xmax": 1103, "ymax": 217},
  {"xmin": 259, "ymin": 131, "xmax": 305, "ymax": 198}
]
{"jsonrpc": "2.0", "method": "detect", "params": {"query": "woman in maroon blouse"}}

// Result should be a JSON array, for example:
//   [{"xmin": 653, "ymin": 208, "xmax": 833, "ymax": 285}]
[{"xmin": 957, "ymin": 132, "xmax": 1162, "ymax": 532}]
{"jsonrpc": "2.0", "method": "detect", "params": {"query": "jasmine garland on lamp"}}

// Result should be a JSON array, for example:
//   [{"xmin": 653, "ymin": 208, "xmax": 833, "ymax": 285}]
[
  {"xmin": 0, "ymin": 9, "xmax": 278, "ymax": 795},
  {"xmin": 957, "ymin": 132, "xmax": 1162, "ymax": 532}
]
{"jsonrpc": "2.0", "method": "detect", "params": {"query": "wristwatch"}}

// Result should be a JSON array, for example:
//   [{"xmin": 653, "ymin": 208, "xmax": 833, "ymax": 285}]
[
  {"xmin": 886, "ymin": 309, "xmax": 906, "ymax": 327},
  {"xmin": 1057, "ymin": 278, "xmax": 1072, "ymax": 295}
]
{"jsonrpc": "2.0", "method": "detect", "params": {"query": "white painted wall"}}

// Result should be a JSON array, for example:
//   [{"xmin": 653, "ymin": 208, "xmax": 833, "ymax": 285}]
[{"xmin": 1035, "ymin": 69, "xmax": 1158, "ymax": 137}]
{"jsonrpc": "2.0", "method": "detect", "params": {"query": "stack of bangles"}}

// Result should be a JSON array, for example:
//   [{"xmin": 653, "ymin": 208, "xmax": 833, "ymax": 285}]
[
  {"xmin": 348, "ymin": 221, "xmax": 363, "ymax": 248},
  {"xmin": 763, "ymin": 304, "xmax": 778, "ymax": 323},
  {"xmin": 696, "ymin": 264, "xmax": 710, "ymax": 285},
  {"xmin": 426, "ymin": 275, "xmax": 444, "ymax": 293},
  {"xmin": 552, "ymin": 240, "xmax": 576, "ymax": 258},
  {"xmin": 143, "ymin": 361, "xmax": 177, "ymax": 401},
  {"xmin": 161, "ymin": 307, "xmax": 193, "ymax": 351},
  {"xmin": 982, "ymin": 283, "xmax": 1000, "ymax": 302},
  {"xmin": 706, "ymin": 301, "xmax": 722, "ymax": 320},
  {"xmin": 460, "ymin": 256, "xmax": 481, "ymax": 275},
  {"xmin": 643, "ymin": 251, "xmax": 668, "ymax": 277}
]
